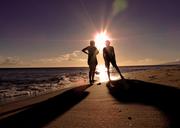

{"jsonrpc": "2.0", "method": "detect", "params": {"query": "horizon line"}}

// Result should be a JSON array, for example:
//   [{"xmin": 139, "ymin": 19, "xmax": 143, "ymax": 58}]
[{"xmin": 0, "ymin": 64, "xmax": 179, "ymax": 69}]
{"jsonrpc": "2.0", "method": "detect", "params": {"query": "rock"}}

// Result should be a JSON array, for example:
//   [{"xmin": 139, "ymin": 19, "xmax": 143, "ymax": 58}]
[{"xmin": 128, "ymin": 117, "xmax": 132, "ymax": 120}]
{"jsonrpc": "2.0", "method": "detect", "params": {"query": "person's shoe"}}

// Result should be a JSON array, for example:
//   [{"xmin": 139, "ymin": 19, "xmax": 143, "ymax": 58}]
[
  {"xmin": 107, "ymin": 81, "xmax": 114, "ymax": 88},
  {"xmin": 92, "ymin": 80, "xmax": 97, "ymax": 83},
  {"xmin": 89, "ymin": 80, "xmax": 93, "ymax": 85}
]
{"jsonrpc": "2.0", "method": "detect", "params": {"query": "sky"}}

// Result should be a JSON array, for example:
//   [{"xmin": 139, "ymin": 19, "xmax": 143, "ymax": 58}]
[{"xmin": 0, "ymin": 0, "xmax": 180, "ymax": 67}]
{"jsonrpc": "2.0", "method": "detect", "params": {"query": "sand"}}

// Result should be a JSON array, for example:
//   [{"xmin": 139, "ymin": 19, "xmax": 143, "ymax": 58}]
[
  {"xmin": 0, "ymin": 65, "xmax": 180, "ymax": 128},
  {"xmin": 124, "ymin": 65, "xmax": 180, "ymax": 88}
]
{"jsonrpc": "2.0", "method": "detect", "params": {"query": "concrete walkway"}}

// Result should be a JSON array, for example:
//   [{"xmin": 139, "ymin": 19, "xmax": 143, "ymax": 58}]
[{"xmin": 45, "ymin": 83, "xmax": 167, "ymax": 128}]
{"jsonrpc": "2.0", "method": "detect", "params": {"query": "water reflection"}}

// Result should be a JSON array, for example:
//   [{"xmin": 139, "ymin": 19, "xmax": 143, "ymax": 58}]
[{"xmin": 96, "ymin": 65, "xmax": 120, "ymax": 82}]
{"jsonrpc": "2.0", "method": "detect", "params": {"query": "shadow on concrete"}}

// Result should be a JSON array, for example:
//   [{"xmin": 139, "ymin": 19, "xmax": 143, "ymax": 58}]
[
  {"xmin": 107, "ymin": 79, "xmax": 180, "ymax": 128},
  {"xmin": 0, "ymin": 85, "xmax": 90, "ymax": 128}
]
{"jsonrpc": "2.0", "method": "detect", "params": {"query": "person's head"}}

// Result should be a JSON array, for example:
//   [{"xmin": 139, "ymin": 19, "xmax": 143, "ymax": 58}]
[
  {"xmin": 90, "ymin": 40, "xmax": 95, "ymax": 46},
  {"xmin": 105, "ymin": 40, "xmax": 110, "ymax": 47}
]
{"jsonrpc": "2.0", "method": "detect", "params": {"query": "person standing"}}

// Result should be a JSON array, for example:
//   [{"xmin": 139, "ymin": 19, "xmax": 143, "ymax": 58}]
[
  {"xmin": 82, "ymin": 40, "xmax": 99, "ymax": 85},
  {"xmin": 103, "ymin": 40, "xmax": 124, "ymax": 81}
]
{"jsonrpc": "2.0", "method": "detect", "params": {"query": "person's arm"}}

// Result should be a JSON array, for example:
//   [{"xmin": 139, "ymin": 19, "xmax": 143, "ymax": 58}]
[{"xmin": 82, "ymin": 47, "xmax": 88, "ymax": 54}]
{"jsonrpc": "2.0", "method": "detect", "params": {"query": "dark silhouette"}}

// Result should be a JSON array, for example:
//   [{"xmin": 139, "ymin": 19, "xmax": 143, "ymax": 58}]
[
  {"xmin": 82, "ymin": 40, "xmax": 99, "ymax": 84},
  {"xmin": 0, "ymin": 85, "xmax": 90, "ymax": 128},
  {"xmin": 103, "ymin": 40, "xmax": 124, "ymax": 81},
  {"xmin": 107, "ymin": 79, "xmax": 180, "ymax": 128}
]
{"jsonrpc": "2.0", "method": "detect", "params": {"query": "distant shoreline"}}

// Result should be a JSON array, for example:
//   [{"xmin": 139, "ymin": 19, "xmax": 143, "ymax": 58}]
[{"xmin": 0, "ymin": 64, "xmax": 179, "ymax": 69}]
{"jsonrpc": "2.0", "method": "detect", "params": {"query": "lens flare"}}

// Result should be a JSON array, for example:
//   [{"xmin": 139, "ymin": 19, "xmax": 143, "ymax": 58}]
[{"xmin": 112, "ymin": 0, "xmax": 128, "ymax": 16}]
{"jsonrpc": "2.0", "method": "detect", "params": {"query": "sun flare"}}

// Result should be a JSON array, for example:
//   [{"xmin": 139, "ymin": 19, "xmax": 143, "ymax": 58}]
[{"xmin": 95, "ymin": 32, "xmax": 110, "ymax": 51}]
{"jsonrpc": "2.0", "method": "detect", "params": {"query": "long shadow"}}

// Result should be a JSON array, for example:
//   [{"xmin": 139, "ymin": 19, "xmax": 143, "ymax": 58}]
[
  {"xmin": 0, "ymin": 85, "xmax": 90, "ymax": 128},
  {"xmin": 107, "ymin": 79, "xmax": 180, "ymax": 128}
]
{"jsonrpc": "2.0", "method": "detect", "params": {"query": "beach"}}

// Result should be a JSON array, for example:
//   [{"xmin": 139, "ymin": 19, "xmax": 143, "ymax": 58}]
[
  {"xmin": 1, "ymin": 0, "xmax": 180, "ymax": 127},
  {"xmin": 0, "ymin": 65, "xmax": 179, "ymax": 128},
  {"xmin": 124, "ymin": 65, "xmax": 180, "ymax": 88}
]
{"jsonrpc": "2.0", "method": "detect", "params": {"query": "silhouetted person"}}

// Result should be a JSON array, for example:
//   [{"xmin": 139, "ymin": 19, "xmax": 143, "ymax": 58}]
[
  {"xmin": 82, "ymin": 40, "xmax": 99, "ymax": 85},
  {"xmin": 103, "ymin": 40, "xmax": 124, "ymax": 81}
]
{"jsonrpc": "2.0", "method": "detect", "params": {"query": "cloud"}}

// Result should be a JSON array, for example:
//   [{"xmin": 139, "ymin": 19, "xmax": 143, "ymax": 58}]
[
  {"xmin": 0, "ymin": 56, "xmax": 24, "ymax": 67},
  {"xmin": 122, "ymin": 58, "xmax": 154, "ymax": 66},
  {"xmin": 175, "ymin": 58, "xmax": 180, "ymax": 62},
  {"xmin": 137, "ymin": 58, "xmax": 153, "ymax": 64},
  {"xmin": 37, "ymin": 50, "xmax": 87, "ymax": 66}
]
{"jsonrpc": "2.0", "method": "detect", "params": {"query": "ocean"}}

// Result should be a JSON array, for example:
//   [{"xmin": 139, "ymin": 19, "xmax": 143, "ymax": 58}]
[{"xmin": 0, "ymin": 65, "xmax": 168, "ymax": 104}]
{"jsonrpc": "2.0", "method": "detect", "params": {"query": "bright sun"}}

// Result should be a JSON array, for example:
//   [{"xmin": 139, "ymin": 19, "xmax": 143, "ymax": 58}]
[{"xmin": 95, "ymin": 32, "xmax": 110, "ymax": 51}]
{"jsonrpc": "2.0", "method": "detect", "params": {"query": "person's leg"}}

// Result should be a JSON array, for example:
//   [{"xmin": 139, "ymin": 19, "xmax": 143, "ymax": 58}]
[
  {"xmin": 112, "ymin": 62, "xmax": 125, "ymax": 79},
  {"xmin": 105, "ymin": 62, "xmax": 111, "ymax": 81},
  {"xmin": 107, "ymin": 66, "xmax": 111, "ymax": 81},
  {"xmin": 91, "ymin": 65, "xmax": 96, "ymax": 83},
  {"xmin": 89, "ymin": 66, "xmax": 93, "ymax": 84}
]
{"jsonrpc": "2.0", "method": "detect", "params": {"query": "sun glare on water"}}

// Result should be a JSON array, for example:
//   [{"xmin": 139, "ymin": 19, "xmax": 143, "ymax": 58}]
[
  {"xmin": 96, "ymin": 65, "xmax": 120, "ymax": 83},
  {"xmin": 96, "ymin": 65, "xmax": 108, "ymax": 82}
]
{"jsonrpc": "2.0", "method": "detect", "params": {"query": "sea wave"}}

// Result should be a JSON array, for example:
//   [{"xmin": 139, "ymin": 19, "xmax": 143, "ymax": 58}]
[{"xmin": 0, "ymin": 72, "xmax": 87, "ymax": 103}]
